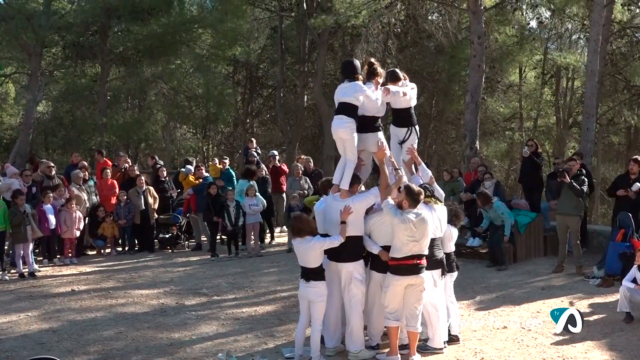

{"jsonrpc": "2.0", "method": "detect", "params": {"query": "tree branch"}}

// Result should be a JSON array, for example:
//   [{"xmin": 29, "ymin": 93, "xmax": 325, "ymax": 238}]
[
  {"xmin": 425, "ymin": 0, "xmax": 467, "ymax": 12},
  {"xmin": 0, "ymin": 70, "xmax": 29, "ymax": 87}
]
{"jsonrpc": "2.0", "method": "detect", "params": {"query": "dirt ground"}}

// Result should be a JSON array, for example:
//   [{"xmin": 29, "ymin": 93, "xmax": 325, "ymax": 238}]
[{"xmin": 0, "ymin": 234, "xmax": 636, "ymax": 360}]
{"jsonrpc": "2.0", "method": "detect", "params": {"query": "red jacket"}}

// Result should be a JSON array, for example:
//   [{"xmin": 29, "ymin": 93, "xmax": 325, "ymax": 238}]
[
  {"xmin": 96, "ymin": 158, "xmax": 113, "ymax": 181},
  {"xmin": 463, "ymin": 170, "xmax": 478, "ymax": 187},
  {"xmin": 269, "ymin": 163, "xmax": 289, "ymax": 193}
]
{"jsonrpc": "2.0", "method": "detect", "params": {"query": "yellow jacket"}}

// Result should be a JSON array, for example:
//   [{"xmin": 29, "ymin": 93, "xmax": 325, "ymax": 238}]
[
  {"xmin": 98, "ymin": 221, "xmax": 120, "ymax": 238},
  {"xmin": 179, "ymin": 172, "xmax": 200, "ymax": 192},
  {"xmin": 208, "ymin": 164, "xmax": 222, "ymax": 179}
]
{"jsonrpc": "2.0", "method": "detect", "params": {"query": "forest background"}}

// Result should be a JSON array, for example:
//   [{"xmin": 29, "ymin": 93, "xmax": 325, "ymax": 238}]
[{"xmin": 0, "ymin": 0, "xmax": 637, "ymax": 225}]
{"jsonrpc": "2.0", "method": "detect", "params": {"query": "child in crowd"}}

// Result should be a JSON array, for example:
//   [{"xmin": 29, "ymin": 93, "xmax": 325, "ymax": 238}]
[
  {"xmin": 204, "ymin": 183, "xmax": 224, "ymax": 260},
  {"xmin": 113, "ymin": 190, "xmax": 135, "ymax": 254},
  {"xmin": 36, "ymin": 191, "xmax": 61, "ymax": 266},
  {"xmin": 0, "ymin": 197, "xmax": 8, "ymax": 280},
  {"xmin": 52, "ymin": 183, "xmax": 68, "ymax": 209},
  {"xmin": 98, "ymin": 213, "xmax": 120, "ymax": 256},
  {"xmin": 9, "ymin": 189, "xmax": 37, "ymax": 279},
  {"xmin": 286, "ymin": 194, "xmax": 305, "ymax": 252},
  {"xmin": 208, "ymin": 158, "xmax": 222, "ymax": 180},
  {"xmin": 223, "ymin": 189, "xmax": 243, "ymax": 258},
  {"xmin": 475, "ymin": 189, "xmax": 515, "ymax": 271},
  {"xmin": 443, "ymin": 203, "xmax": 464, "ymax": 345},
  {"xmin": 180, "ymin": 165, "xmax": 201, "ymax": 215},
  {"xmin": 59, "ymin": 198, "xmax": 85, "ymax": 265},
  {"xmin": 242, "ymin": 138, "xmax": 262, "ymax": 164},
  {"xmin": 242, "ymin": 184, "xmax": 266, "ymax": 257},
  {"xmin": 1, "ymin": 164, "xmax": 25, "ymax": 208}
]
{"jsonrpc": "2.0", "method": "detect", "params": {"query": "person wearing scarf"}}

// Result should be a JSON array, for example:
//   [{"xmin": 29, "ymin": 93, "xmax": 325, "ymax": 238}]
[{"xmin": 127, "ymin": 174, "xmax": 159, "ymax": 253}]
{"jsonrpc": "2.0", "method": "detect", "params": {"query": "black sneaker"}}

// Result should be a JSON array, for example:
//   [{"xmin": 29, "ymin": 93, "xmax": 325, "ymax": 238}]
[
  {"xmin": 235, "ymin": 252, "xmax": 240, "ymax": 257},
  {"xmin": 366, "ymin": 343, "xmax": 381, "ymax": 353},
  {"xmin": 117, "ymin": 250, "xmax": 127, "ymax": 255},
  {"xmin": 18, "ymin": 273, "xmax": 26, "ymax": 279},
  {"xmin": 128, "ymin": 250, "xmax": 135, "ymax": 255},
  {"xmin": 191, "ymin": 243, "xmax": 202, "ymax": 252},
  {"xmin": 286, "ymin": 248, "xmax": 293, "ymax": 253},
  {"xmin": 398, "ymin": 344, "xmax": 409, "ymax": 355},
  {"xmin": 212, "ymin": 253, "xmax": 219, "ymax": 258},
  {"xmin": 417, "ymin": 343, "xmax": 444, "ymax": 354},
  {"xmin": 28, "ymin": 271, "xmax": 37, "ymax": 278},
  {"xmin": 447, "ymin": 334, "xmax": 461, "ymax": 345},
  {"xmin": 623, "ymin": 313, "xmax": 635, "ymax": 324},
  {"xmin": 257, "ymin": 254, "xmax": 263, "ymax": 257}
]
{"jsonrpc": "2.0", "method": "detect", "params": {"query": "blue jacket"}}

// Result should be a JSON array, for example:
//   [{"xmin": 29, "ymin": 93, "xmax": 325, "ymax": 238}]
[
  {"xmin": 220, "ymin": 168, "xmax": 237, "ymax": 193},
  {"xmin": 191, "ymin": 175, "xmax": 214, "ymax": 213}
]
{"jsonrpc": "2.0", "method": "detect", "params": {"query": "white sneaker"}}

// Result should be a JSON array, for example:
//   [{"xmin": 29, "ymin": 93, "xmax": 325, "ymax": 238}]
[
  {"xmin": 64, "ymin": 259, "xmax": 70, "ymax": 265},
  {"xmin": 408, "ymin": 355, "xmax": 421, "ymax": 360},
  {"xmin": 465, "ymin": 237, "xmax": 476, "ymax": 247},
  {"xmin": 53, "ymin": 259, "xmax": 62, "ymax": 266},
  {"xmin": 325, "ymin": 345, "xmax": 346, "ymax": 357},
  {"xmin": 1, "ymin": 271, "xmax": 8, "ymax": 281},
  {"xmin": 349, "ymin": 349, "xmax": 377, "ymax": 360},
  {"xmin": 468, "ymin": 238, "xmax": 482, "ymax": 247},
  {"xmin": 280, "ymin": 226, "xmax": 288, "ymax": 233},
  {"xmin": 33, "ymin": 265, "xmax": 41, "ymax": 273},
  {"xmin": 70, "ymin": 258, "xmax": 78, "ymax": 265},
  {"xmin": 475, "ymin": 238, "xmax": 484, "ymax": 247},
  {"xmin": 375, "ymin": 354, "xmax": 400, "ymax": 360},
  {"xmin": 43, "ymin": 260, "xmax": 49, "ymax": 266}
]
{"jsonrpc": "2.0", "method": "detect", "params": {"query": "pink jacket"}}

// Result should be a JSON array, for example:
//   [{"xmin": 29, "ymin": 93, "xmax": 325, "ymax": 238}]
[{"xmin": 59, "ymin": 207, "xmax": 85, "ymax": 239}]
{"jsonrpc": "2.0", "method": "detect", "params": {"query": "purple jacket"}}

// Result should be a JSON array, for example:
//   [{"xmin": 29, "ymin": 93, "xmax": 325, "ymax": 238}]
[
  {"xmin": 113, "ymin": 200, "xmax": 135, "ymax": 227},
  {"xmin": 36, "ymin": 203, "xmax": 61, "ymax": 236}
]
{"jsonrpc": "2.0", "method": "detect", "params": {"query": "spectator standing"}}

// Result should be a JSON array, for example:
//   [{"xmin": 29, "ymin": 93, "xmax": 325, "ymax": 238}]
[
  {"xmin": 0, "ymin": 198, "xmax": 9, "ymax": 280},
  {"xmin": 219, "ymin": 156, "xmax": 237, "ymax": 194},
  {"xmin": 1, "ymin": 164, "xmax": 24, "ymax": 209},
  {"xmin": 268, "ymin": 150, "xmax": 289, "ymax": 233},
  {"xmin": 39, "ymin": 161, "xmax": 67, "ymax": 194},
  {"xmin": 242, "ymin": 184, "xmax": 266, "ymax": 257},
  {"xmin": 9, "ymin": 190, "xmax": 37, "ymax": 278},
  {"xmin": 21, "ymin": 169, "xmax": 41, "ymax": 209},
  {"xmin": 97, "ymin": 168, "xmax": 119, "ymax": 213},
  {"xmin": 235, "ymin": 165, "xmax": 266, "ymax": 250},
  {"xmin": 63, "ymin": 152, "xmax": 82, "ymax": 184},
  {"xmin": 59, "ymin": 198, "xmax": 84, "ymax": 265},
  {"xmin": 36, "ymin": 191, "xmax": 61, "ymax": 266},
  {"xmin": 552, "ymin": 156, "xmax": 588, "ymax": 274},
  {"xmin": 302, "ymin": 157, "xmax": 324, "ymax": 196},
  {"xmin": 518, "ymin": 138, "xmax": 544, "ymax": 213},
  {"xmin": 242, "ymin": 138, "xmax": 262, "ymax": 164},
  {"xmin": 438, "ymin": 169, "xmax": 464, "ymax": 203},
  {"xmin": 147, "ymin": 155, "xmax": 165, "ymax": 186},
  {"xmin": 128, "ymin": 174, "xmax": 159, "ymax": 253},
  {"xmin": 188, "ymin": 165, "xmax": 214, "ymax": 252},
  {"xmin": 69, "ymin": 170, "xmax": 90, "ymax": 257},
  {"xmin": 541, "ymin": 157, "xmax": 563, "ymax": 230},
  {"xmin": 572, "ymin": 151, "xmax": 595, "ymax": 250},
  {"xmin": 113, "ymin": 191, "xmax": 135, "ymax": 254},
  {"xmin": 173, "ymin": 157, "xmax": 195, "ymax": 192},
  {"xmin": 256, "ymin": 166, "xmax": 275, "ymax": 244},
  {"xmin": 153, "ymin": 166, "xmax": 177, "ymax": 215},
  {"xmin": 463, "ymin": 157, "xmax": 481, "ymax": 186},
  {"xmin": 287, "ymin": 163, "xmax": 313, "ymax": 206},
  {"xmin": 78, "ymin": 162, "xmax": 100, "ymax": 209},
  {"xmin": 606, "ymin": 157, "xmax": 640, "ymax": 229},
  {"xmin": 119, "ymin": 165, "xmax": 140, "ymax": 193},
  {"xmin": 94, "ymin": 149, "xmax": 113, "ymax": 181},
  {"xmin": 245, "ymin": 150, "xmax": 263, "ymax": 169},
  {"xmin": 203, "ymin": 183, "xmax": 224, "ymax": 259}
]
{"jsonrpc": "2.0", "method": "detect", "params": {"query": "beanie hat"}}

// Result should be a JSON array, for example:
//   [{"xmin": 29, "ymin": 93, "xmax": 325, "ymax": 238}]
[
  {"xmin": 340, "ymin": 59, "xmax": 361, "ymax": 81},
  {"xmin": 4, "ymin": 163, "xmax": 19, "ymax": 178},
  {"xmin": 183, "ymin": 165, "xmax": 194, "ymax": 175}
]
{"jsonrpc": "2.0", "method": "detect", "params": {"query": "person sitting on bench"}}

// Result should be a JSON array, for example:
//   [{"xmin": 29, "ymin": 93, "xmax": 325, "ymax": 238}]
[{"xmin": 618, "ymin": 246, "xmax": 640, "ymax": 324}]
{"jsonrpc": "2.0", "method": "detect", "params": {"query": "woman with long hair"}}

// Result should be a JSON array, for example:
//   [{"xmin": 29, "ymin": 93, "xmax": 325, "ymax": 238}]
[{"xmin": 518, "ymin": 138, "xmax": 544, "ymax": 213}]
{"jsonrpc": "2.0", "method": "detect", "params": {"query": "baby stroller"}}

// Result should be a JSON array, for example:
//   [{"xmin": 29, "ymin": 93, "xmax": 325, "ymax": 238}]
[{"xmin": 156, "ymin": 195, "xmax": 190, "ymax": 252}]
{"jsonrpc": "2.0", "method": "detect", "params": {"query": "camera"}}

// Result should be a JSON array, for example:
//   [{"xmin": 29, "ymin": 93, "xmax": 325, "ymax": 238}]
[{"xmin": 557, "ymin": 168, "xmax": 568, "ymax": 177}]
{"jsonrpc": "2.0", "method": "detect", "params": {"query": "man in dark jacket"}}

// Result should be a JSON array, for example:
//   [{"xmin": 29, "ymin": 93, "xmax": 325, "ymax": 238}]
[
  {"xmin": 606, "ymin": 156, "xmax": 640, "ymax": 229},
  {"xmin": 572, "ymin": 151, "xmax": 595, "ymax": 250},
  {"xmin": 542, "ymin": 157, "xmax": 563, "ymax": 229},
  {"xmin": 21, "ymin": 169, "xmax": 41, "ymax": 209},
  {"xmin": 553, "ymin": 156, "xmax": 589, "ymax": 275},
  {"xmin": 188, "ymin": 166, "xmax": 213, "ymax": 251},
  {"xmin": 302, "ymin": 156, "xmax": 324, "ymax": 196}
]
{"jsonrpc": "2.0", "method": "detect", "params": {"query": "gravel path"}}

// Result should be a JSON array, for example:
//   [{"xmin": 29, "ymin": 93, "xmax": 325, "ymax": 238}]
[{"xmin": 0, "ymin": 235, "xmax": 634, "ymax": 360}]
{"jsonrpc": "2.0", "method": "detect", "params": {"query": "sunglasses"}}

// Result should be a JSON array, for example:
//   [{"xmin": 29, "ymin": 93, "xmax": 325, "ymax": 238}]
[
  {"xmin": 526, "ymin": 144, "xmax": 535, "ymax": 147},
  {"xmin": 553, "ymin": 162, "xmax": 562, "ymax": 166}
]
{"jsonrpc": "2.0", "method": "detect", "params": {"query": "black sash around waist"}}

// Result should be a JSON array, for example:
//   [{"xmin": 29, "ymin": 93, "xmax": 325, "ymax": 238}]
[
  {"xmin": 320, "ymin": 233, "xmax": 330, "ymax": 256},
  {"xmin": 357, "ymin": 115, "xmax": 383, "ymax": 134},
  {"xmin": 444, "ymin": 252, "xmax": 459, "ymax": 274},
  {"xmin": 369, "ymin": 245, "xmax": 392, "ymax": 274},
  {"xmin": 326, "ymin": 235, "xmax": 364, "ymax": 263},
  {"xmin": 391, "ymin": 107, "xmax": 417, "ymax": 128},
  {"xmin": 335, "ymin": 102, "xmax": 359, "ymax": 122},
  {"xmin": 426, "ymin": 237, "xmax": 447, "ymax": 277},
  {"xmin": 388, "ymin": 254, "xmax": 426, "ymax": 276},
  {"xmin": 300, "ymin": 264, "xmax": 325, "ymax": 282}
]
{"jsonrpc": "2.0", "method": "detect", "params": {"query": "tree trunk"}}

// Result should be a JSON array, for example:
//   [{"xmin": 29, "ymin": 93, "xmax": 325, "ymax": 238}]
[
  {"xmin": 518, "ymin": 63, "xmax": 524, "ymax": 137},
  {"xmin": 531, "ymin": 38, "xmax": 549, "ymax": 138},
  {"xmin": 463, "ymin": 0, "xmax": 485, "ymax": 165},
  {"xmin": 97, "ymin": 11, "xmax": 112, "ymax": 122},
  {"xmin": 9, "ymin": 0, "xmax": 52, "ymax": 168},
  {"xmin": 595, "ymin": 0, "xmax": 615, "ymax": 111},
  {"xmin": 275, "ymin": 3, "xmax": 286, "ymax": 140},
  {"xmin": 552, "ymin": 66, "xmax": 564, "ymax": 158},
  {"xmin": 579, "ymin": 0, "xmax": 606, "ymax": 168}
]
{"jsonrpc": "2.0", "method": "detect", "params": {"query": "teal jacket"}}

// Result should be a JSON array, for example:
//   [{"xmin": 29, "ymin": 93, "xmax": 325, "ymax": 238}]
[
  {"xmin": 0, "ymin": 200, "xmax": 9, "ymax": 232},
  {"xmin": 480, "ymin": 200, "xmax": 515, "ymax": 238},
  {"xmin": 220, "ymin": 168, "xmax": 237, "ymax": 193}
]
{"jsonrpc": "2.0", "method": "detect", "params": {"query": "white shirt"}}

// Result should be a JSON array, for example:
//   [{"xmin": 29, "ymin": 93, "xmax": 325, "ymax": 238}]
[
  {"xmin": 293, "ymin": 235, "xmax": 344, "ymax": 268},
  {"xmin": 442, "ymin": 224, "xmax": 458, "ymax": 253},
  {"xmin": 365, "ymin": 210, "xmax": 394, "ymax": 247},
  {"xmin": 622, "ymin": 265, "xmax": 640, "ymax": 289},
  {"xmin": 358, "ymin": 82, "xmax": 389, "ymax": 117},
  {"xmin": 410, "ymin": 164, "xmax": 445, "ymax": 203},
  {"xmin": 325, "ymin": 188, "xmax": 380, "ymax": 237},
  {"xmin": 43, "ymin": 204, "xmax": 56, "ymax": 229},
  {"xmin": 382, "ymin": 199, "xmax": 430, "ymax": 258},
  {"xmin": 334, "ymin": 81, "xmax": 381, "ymax": 109},
  {"xmin": 386, "ymin": 82, "xmax": 417, "ymax": 108},
  {"xmin": 418, "ymin": 202, "xmax": 447, "ymax": 240},
  {"xmin": 314, "ymin": 196, "xmax": 328, "ymax": 234}
]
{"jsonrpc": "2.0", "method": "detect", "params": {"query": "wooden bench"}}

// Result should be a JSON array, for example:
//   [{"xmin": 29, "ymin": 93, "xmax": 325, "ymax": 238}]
[{"xmin": 513, "ymin": 214, "xmax": 545, "ymax": 263}]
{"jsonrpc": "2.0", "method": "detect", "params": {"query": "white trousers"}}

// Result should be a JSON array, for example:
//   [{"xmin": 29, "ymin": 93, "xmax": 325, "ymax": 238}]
[
  {"xmin": 357, "ymin": 132, "xmax": 388, "ymax": 183},
  {"xmin": 390, "ymin": 125, "xmax": 419, "ymax": 175},
  {"xmin": 295, "ymin": 281, "xmax": 328, "ymax": 360},
  {"xmin": 332, "ymin": 117, "xmax": 358, "ymax": 190},
  {"xmin": 618, "ymin": 286, "xmax": 640, "ymax": 312},
  {"xmin": 444, "ymin": 272, "xmax": 460, "ymax": 336},
  {"xmin": 323, "ymin": 260, "xmax": 367, "ymax": 353},
  {"xmin": 421, "ymin": 269, "xmax": 446, "ymax": 348},
  {"xmin": 382, "ymin": 273, "xmax": 427, "ymax": 333}
]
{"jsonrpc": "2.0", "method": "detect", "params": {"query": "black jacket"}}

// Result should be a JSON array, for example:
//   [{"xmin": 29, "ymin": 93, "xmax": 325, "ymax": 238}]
[
  {"xmin": 580, "ymin": 163, "xmax": 595, "ymax": 196},
  {"xmin": 153, "ymin": 177, "xmax": 176, "ymax": 215},
  {"xmin": 25, "ymin": 182, "xmax": 41, "ymax": 209},
  {"xmin": 518, "ymin": 152, "xmax": 544, "ymax": 190},
  {"xmin": 303, "ymin": 168, "xmax": 324, "ymax": 196},
  {"xmin": 606, "ymin": 171, "xmax": 640, "ymax": 220},
  {"xmin": 256, "ymin": 175, "xmax": 274, "ymax": 218},
  {"xmin": 545, "ymin": 171, "xmax": 562, "ymax": 202},
  {"xmin": 203, "ymin": 192, "xmax": 224, "ymax": 222}
]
